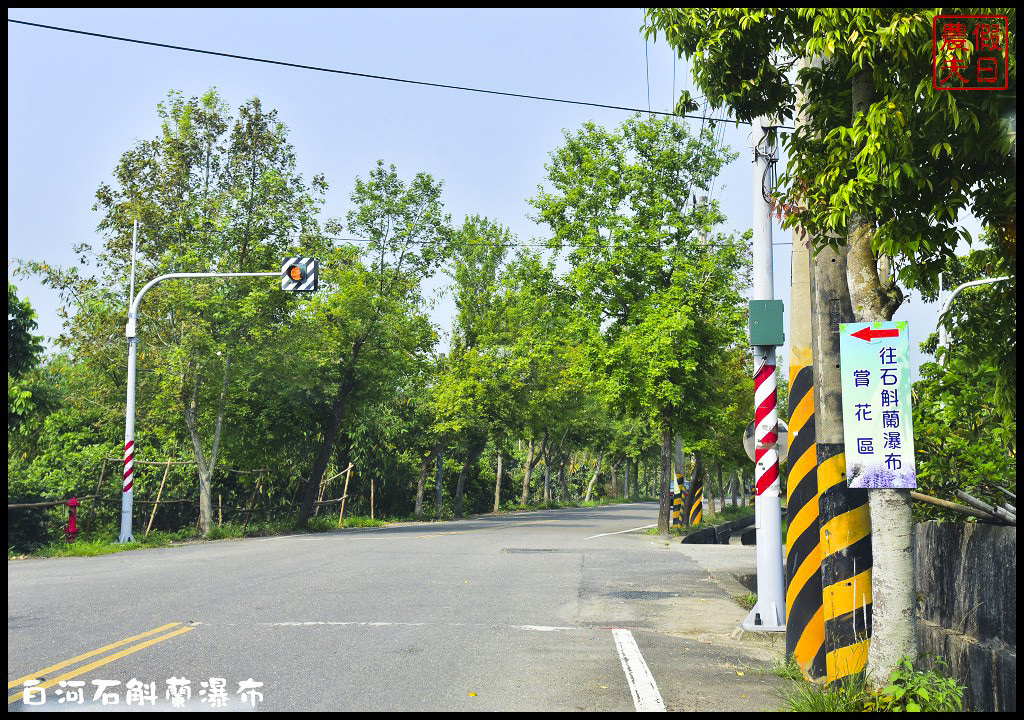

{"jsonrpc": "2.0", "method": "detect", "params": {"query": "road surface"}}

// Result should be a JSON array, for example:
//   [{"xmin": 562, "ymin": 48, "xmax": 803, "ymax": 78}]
[{"xmin": 8, "ymin": 502, "xmax": 791, "ymax": 711}]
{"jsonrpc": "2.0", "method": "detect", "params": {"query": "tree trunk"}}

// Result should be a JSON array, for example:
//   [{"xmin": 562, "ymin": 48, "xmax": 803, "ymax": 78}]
[
  {"xmin": 609, "ymin": 461, "xmax": 618, "ymax": 498},
  {"xmin": 454, "ymin": 443, "xmax": 483, "ymax": 519},
  {"xmin": 492, "ymin": 448, "xmax": 504, "ymax": 513},
  {"xmin": 543, "ymin": 460, "xmax": 551, "ymax": 503},
  {"xmin": 717, "ymin": 463, "xmax": 726, "ymax": 512},
  {"xmin": 658, "ymin": 427, "xmax": 672, "ymax": 533},
  {"xmin": 297, "ymin": 358, "xmax": 360, "ymax": 526},
  {"xmin": 848, "ymin": 67, "xmax": 914, "ymax": 688},
  {"xmin": 584, "ymin": 450, "xmax": 604, "ymax": 502},
  {"xmin": 520, "ymin": 436, "xmax": 534, "ymax": 506},
  {"xmin": 415, "ymin": 446, "xmax": 439, "ymax": 518},
  {"xmin": 183, "ymin": 354, "xmax": 231, "ymax": 537},
  {"xmin": 558, "ymin": 456, "xmax": 569, "ymax": 502}
]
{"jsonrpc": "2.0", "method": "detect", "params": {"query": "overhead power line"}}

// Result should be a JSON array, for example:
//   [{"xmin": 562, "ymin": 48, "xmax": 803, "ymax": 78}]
[{"xmin": 9, "ymin": 18, "xmax": 735, "ymax": 124}]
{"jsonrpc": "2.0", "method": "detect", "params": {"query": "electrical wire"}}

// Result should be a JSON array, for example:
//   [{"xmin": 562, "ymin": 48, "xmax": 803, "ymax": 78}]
[
  {"xmin": 121, "ymin": 224, "xmax": 748, "ymax": 251},
  {"xmin": 9, "ymin": 18, "xmax": 738, "ymax": 124}
]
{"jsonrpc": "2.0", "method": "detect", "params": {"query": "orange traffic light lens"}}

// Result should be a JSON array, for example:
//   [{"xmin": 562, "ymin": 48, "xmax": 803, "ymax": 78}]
[{"xmin": 289, "ymin": 267, "xmax": 302, "ymax": 281}]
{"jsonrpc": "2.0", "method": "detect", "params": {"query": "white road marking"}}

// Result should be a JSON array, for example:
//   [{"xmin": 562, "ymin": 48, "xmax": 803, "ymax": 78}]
[
  {"xmin": 584, "ymin": 524, "xmax": 657, "ymax": 540},
  {"xmin": 255, "ymin": 534, "xmax": 307, "ymax": 542},
  {"xmin": 612, "ymin": 628, "xmax": 666, "ymax": 712}
]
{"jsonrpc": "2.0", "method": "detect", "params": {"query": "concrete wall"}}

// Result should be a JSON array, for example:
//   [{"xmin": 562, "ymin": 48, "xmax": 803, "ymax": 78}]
[{"xmin": 915, "ymin": 520, "xmax": 1016, "ymax": 712}]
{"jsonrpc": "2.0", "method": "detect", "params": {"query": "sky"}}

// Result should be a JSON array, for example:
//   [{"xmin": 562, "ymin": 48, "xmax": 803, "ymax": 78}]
[{"xmin": 8, "ymin": 8, "xmax": 969, "ymax": 385}]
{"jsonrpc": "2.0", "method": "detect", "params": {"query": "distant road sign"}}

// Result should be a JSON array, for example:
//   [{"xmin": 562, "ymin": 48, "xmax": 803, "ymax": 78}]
[{"xmin": 743, "ymin": 418, "xmax": 789, "ymax": 463}]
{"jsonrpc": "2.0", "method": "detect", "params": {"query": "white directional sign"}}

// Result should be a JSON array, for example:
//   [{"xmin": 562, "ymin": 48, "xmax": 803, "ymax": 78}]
[{"xmin": 839, "ymin": 321, "xmax": 916, "ymax": 489}]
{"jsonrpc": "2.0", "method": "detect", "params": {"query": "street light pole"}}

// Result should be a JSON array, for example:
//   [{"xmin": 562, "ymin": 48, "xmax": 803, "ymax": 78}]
[
  {"xmin": 937, "ymin": 276, "xmax": 1010, "ymax": 364},
  {"xmin": 118, "ymin": 271, "xmax": 277, "ymax": 543}
]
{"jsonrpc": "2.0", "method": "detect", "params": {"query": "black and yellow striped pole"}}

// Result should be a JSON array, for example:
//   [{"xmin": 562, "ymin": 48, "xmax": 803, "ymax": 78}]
[
  {"xmin": 809, "ymin": 242, "xmax": 872, "ymax": 684},
  {"xmin": 672, "ymin": 437, "xmax": 684, "ymax": 528},
  {"xmin": 784, "ymin": 234, "xmax": 826, "ymax": 679},
  {"xmin": 687, "ymin": 454, "xmax": 703, "ymax": 526}
]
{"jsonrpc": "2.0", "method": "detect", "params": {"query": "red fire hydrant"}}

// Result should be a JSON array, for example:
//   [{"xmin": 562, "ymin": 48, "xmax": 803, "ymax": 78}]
[{"xmin": 66, "ymin": 497, "xmax": 80, "ymax": 543}]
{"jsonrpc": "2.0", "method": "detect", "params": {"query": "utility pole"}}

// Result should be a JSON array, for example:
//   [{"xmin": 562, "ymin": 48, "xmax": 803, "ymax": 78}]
[
  {"xmin": 810, "ymin": 236, "xmax": 872, "ymax": 684},
  {"xmin": 743, "ymin": 116, "xmax": 785, "ymax": 632},
  {"xmin": 784, "ymin": 58, "xmax": 826, "ymax": 679}
]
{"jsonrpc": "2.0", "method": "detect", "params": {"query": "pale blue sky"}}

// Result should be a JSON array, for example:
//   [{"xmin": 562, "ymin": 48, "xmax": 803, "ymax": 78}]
[{"xmin": 8, "ymin": 9, "xmax": 963, "ymax": 382}]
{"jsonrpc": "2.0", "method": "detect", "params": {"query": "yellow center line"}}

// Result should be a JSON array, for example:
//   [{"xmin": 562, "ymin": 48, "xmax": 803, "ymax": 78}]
[
  {"xmin": 7, "ymin": 622, "xmax": 181, "ymax": 689},
  {"xmin": 7, "ymin": 625, "xmax": 195, "ymax": 705}
]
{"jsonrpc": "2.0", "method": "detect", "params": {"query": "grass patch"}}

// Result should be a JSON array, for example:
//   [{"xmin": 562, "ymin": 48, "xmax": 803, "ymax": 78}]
[
  {"xmin": 735, "ymin": 591, "xmax": 757, "ymax": 611},
  {"xmin": 772, "ymin": 657, "xmax": 805, "ymax": 681},
  {"xmin": 780, "ymin": 657, "xmax": 964, "ymax": 713},
  {"xmin": 18, "ymin": 513, "xmax": 395, "ymax": 558},
  {"xmin": 781, "ymin": 671, "xmax": 872, "ymax": 712}
]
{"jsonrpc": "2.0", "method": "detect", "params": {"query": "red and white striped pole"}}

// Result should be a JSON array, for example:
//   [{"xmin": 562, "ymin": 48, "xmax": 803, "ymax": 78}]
[
  {"xmin": 119, "ymin": 330, "xmax": 138, "ymax": 543},
  {"xmin": 754, "ymin": 358, "xmax": 779, "ymax": 496},
  {"xmin": 743, "ymin": 116, "xmax": 785, "ymax": 631},
  {"xmin": 119, "ymin": 219, "xmax": 139, "ymax": 543}
]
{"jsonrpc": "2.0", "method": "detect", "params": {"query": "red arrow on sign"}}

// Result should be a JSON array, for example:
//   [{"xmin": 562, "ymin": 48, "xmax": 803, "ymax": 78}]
[{"xmin": 850, "ymin": 326, "xmax": 900, "ymax": 342}]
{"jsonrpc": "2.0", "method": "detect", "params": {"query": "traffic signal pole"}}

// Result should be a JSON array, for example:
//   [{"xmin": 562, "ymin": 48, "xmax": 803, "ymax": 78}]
[
  {"xmin": 118, "ymin": 271, "xmax": 278, "ymax": 543},
  {"xmin": 743, "ymin": 116, "xmax": 786, "ymax": 632}
]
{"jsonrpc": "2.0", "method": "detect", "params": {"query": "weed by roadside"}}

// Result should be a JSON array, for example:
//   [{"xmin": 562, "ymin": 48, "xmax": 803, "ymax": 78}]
[
  {"xmin": 14, "ymin": 514, "xmax": 391, "ymax": 559},
  {"xmin": 735, "ymin": 592, "xmax": 758, "ymax": 611},
  {"xmin": 780, "ymin": 656, "xmax": 964, "ymax": 712}
]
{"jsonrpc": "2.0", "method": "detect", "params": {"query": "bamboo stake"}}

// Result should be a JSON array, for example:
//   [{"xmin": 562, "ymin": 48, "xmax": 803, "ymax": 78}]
[
  {"xmin": 956, "ymin": 490, "xmax": 1016, "ymax": 524},
  {"xmin": 911, "ymin": 491, "xmax": 1000, "ymax": 522},
  {"xmin": 314, "ymin": 467, "xmax": 330, "ymax": 518},
  {"xmin": 370, "ymin": 474, "xmax": 375, "ymax": 520},
  {"xmin": 218, "ymin": 495, "xmax": 222, "ymax": 527},
  {"xmin": 145, "ymin": 458, "xmax": 172, "ymax": 537},
  {"xmin": 338, "ymin": 463, "xmax": 353, "ymax": 528}
]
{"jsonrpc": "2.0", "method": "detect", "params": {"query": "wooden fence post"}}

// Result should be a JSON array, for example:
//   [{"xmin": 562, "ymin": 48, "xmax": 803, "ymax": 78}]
[
  {"xmin": 338, "ymin": 463, "xmax": 353, "ymax": 528},
  {"xmin": 144, "ymin": 458, "xmax": 172, "ymax": 537}
]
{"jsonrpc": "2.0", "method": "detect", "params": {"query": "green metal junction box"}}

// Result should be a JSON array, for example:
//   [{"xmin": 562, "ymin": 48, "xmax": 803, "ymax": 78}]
[{"xmin": 749, "ymin": 299, "xmax": 785, "ymax": 346}]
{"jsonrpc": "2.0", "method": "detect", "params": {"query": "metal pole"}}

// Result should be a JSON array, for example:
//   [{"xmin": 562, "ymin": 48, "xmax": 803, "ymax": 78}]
[
  {"xmin": 118, "ymin": 270, "xmax": 278, "ymax": 542},
  {"xmin": 744, "ymin": 116, "xmax": 786, "ymax": 632},
  {"xmin": 119, "ymin": 218, "xmax": 141, "ymax": 543},
  {"xmin": 937, "ymin": 276, "xmax": 1010, "ymax": 364},
  {"xmin": 130, "ymin": 219, "xmax": 138, "ymax": 305}
]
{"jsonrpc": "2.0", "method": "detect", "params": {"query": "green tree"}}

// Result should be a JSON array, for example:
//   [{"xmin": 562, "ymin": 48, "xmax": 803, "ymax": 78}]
[
  {"xmin": 294, "ymin": 161, "xmax": 449, "ymax": 526},
  {"xmin": 8, "ymin": 282, "xmax": 44, "ymax": 378},
  {"xmin": 18, "ymin": 89, "xmax": 331, "ymax": 538},
  {"xmin": 531, "ymin": 114, "xmax": 750, "ymax": 533},
  {"xmin": 8, "ymin": 282, "xmax": 47, "ymax": 431}
]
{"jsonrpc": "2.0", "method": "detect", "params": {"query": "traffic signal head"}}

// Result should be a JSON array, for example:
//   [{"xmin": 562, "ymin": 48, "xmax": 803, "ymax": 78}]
[{"xmin": 281, "ymin": 257, "xmax": 318, "ymax": 292}]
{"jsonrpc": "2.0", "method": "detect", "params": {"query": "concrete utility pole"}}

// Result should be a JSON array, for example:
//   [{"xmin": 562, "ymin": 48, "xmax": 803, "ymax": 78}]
[
  {"xmin": 119, "ymin": 271, "xmax": 278, "ymax": 543},
  {"xmin": 743, "ymin": 116, "xmax": 785, "ymax": 633},
  {"xmin": 784, "ymin": 58, "xmax": 826, "ymax": 679},
  {"xmin": 810, "ymin": 239, "xmax": 873, "ymax": 684}
]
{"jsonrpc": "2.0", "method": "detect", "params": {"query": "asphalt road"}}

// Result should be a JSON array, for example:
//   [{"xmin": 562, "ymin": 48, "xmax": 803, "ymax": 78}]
[{"xmin": 8, "ymin": 502, "xmax": 793, "ymax": 711}]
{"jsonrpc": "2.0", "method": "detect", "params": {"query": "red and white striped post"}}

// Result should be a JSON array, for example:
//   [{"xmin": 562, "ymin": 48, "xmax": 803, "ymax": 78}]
[
  {"xmin": 119, "ymin": 330, "xmax": 138, "ymax": 543},
  {"xmin": 743, "ymin": 116, "xmax": 786, "ymax": 632}
]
